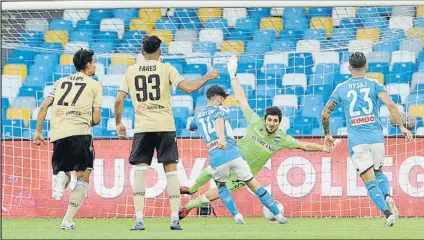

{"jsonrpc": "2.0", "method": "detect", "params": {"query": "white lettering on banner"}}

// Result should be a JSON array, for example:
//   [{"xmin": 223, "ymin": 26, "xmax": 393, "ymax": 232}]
[
  {"xmin": 277, "ymin": 157, "xmax": 316, "ymax": 198},
  {"xmin": 347, "ymin": 158, "xmax": 367, "ymax": 196},
  {"xmin": 94, "ymin": 159, "xmax": 125, "ymax": 198},
  {"xmin": 129, "ymin": 160, "xmax": 167, "ymax": 198},
  {"xmin": 321, "ymin": 157, "xmax": 342, "ymax": 196},
  {"xmin": 399, "ymin": 156, "xmax": 424, "ymax": 197},
  {"xmin": 177, "ymin": 158, "xmax": 207, "ymax": 187},
  {"xmin": 350, "ymin": 115, "xmax": 375, "ymax": 126}
]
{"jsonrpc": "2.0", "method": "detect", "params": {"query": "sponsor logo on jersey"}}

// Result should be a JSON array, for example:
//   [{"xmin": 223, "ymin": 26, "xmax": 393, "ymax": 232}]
[
  {"xmin": 55, "ymin": 109, "xmax": 91, "ymax": 117},
  {"xmin": 350, "ymin": 115, "xmax": 375, "ymax": 126},
  {"xmin": 274, "ymin": 136, "xmax": 281, "ymax": 144},
  {"xmin": 135, "ymin": 103, "xmax": 165, "ymax": 113},
  {"xmin": 206, "ymin": 140, "xmax": 219, "ymax": 150},
  {"xmin": 251, "ymin": 135, "xmax": 276, "ymax": 152}
]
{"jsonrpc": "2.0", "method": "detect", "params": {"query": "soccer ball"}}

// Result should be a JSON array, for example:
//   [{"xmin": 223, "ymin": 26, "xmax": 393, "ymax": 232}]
[
  {"xmin": 388, "ymin": 112, "xmax": 417, "ymax": 130},
  {"xmin": 263, "ymin": 201, "xmax": 284, "ymax": 221}
]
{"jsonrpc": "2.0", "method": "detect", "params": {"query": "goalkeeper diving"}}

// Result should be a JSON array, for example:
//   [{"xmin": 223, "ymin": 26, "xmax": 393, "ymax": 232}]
[{"xmin": 179, "ymin": 55, "xmax": 338, "ymax": 219}]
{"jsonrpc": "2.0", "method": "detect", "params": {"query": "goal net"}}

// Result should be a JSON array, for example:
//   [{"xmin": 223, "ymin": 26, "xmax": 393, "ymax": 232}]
[{"xmin": 2, "ymin": 2, "xmax": 424, "ymax": 219}]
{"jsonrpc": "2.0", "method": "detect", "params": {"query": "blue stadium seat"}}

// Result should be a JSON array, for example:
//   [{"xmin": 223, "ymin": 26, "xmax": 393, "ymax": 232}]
[
  {"xmin": 406, "ymin": 93, "xmax": 424, "ymax": 110},
  {"xmin": 245, "ymin": 41, "xmax": 271, "ymax": 54},
  {"xmin": 89, "ymin": 9, "xmax": 114, "ymax": 20},
  {"xmin": 271, "ymin": 40, "xmax": 296, "ymax": 52},
  {"xmin": 227, "ymin": 29, "xmax": 252, "ymax": 41},
  {"xmin": 334, "ymin": 73, "xmax": 352, "ymax": 86},
  {"xmin": 358, "ymin": 7, "xmax": 381, "ymax": 19},
  {"xmin": 263, "ymin": 64, "xmax": 286, "ymax": 78},
  {"xmin": 378, "ymin": 94, "xmax": 402, "ymax": 106},
  {"xmin": 70, "ymin": 30, "xmax": 94, "ymax": 43},
  {"xmin": 308, "ymin": 74, "xmax": 334, "ymax": 86},
  {"xmin": 34, "ymin": 53, "xmax": 60, "ymax": 69},
  {"xmin": 284, "ymin": 17, "xmax": 309, "ymax": 30},
  {"xmin": 101, "ymin": 108, "xmax": 113, "ymax": 118},
  {"xmin": 29, "ymin": 119, "xmax": 50, "ymax": 131},
  {"xmin": 113, "ymin": 9, "xmax": 138, "ymax": 27},
  {"xmin": 283, "ymin": 7, "xmax": 307, "ymax": 20},
  {"xmin": 279, "ymin": 106, "xmax": 296, "ymax": 117},
  {"xmin": 287, "ymin": 125, "xmax": 312, "ymax": 136},
  {"xmin": 103, "ymin": 86, "xmax": 118, "ymax": 97},
  {"xmin": 23, "ymin": 74, "xmax": 45, "ymax": 88},
  {"xmin": 116, "ymin": 42, "xmax": 141, "ymax": 54},
  {"xmin": 179, "ymin": 17, "xmax": 203, "ymax": 29},
  {"xmin": 292, "ymin": 116, "xmax": 320, "ymax": 133},
  {"xmin": 287, "ymin": 53, "xmax": 313, "ymax": 75},
  {"xmin": 102, "ymin": 129, "xmax": 118, "ymax": 138},
  {"xmin": 256, "ymin": 84, "xmax": 277, "ymax": 99},
  {"xmin": 315, "ymin": 63, "xmax": 340, "ymax": 76},
  {"xmin": 91, "ymin": 42, "xmax": 115, "ymax": 54},
  {"xmin": 412, "ymin": 84, "xmax": 424, "ymax": 93},
  {"xmin": 380, "ymin": 28, "xmax": 405, "ymax": 42},
  {"xmin": 279, "ymin": 30, "xmax": 304, "ymax": 41},
  {"xmin": 388, "ymin": 126, "xmax": 402, "ymax": 136},
  {"xmin": 49, "ymin": 18, "xmax": 73, "ymax": 33},
  {"xmin": 362, "ymin": 16, "xmax": 389, "ymax": 29},
  {"xmin": 374, "ymin": 41, "xmax": 399, "ymax": 53},
  {"xmin": 306, "ymin": 85, "xmax": 333, "ymax": 102},
  {"xmin": 3, "ymin": 125, "xmax": 23, "ymax": 138},
  {"xmin": 76, "ymin": 19, "xmax": 100, "ymax": 32},
  {"xmin": 184, "ymin": 63, "xmax": 207, "ymax": 75},
  {"xmin": 385, "ymin": 62, "xmax": 416, "ymax": 84},
  {"xmin": 95, "ymin": 31, "xmax": 119, "ymax": 45},
  {"xmin": 180, "ymin": 129, "xmax": 202, "ymax": 138},
  {"xmin": 416, "ymin": 17, "xmax": 424, "ymax": 27},
  {"xmin": 205, "ymin": 18, "xmax": 228, "ymax": 31},
  {"xmin": 53, "ymin": 64, "xmax": 76, "ymax": 81},
  {"xmin": 92, "ymin": 125, "xmax": 103, "ymax": 137},
  {"xmin": 18, "ymin": 86, "xmax": 43, "ymax": 97},
  {"xmin": 367, "ymin": 62, "xmax": 390, "ymax": 75},
  {"xmin": 252, "ymin": 30, "xmax": 277, "ymax": 44},
  {"xmin": 7, "ymin": 49, "xmax": 36, "ymax": 68},
  {"xmin": 340, "ymin": 18, "xmax": 363, "ymax": 29},
  {"xmin": 235, "ymin": 18, "xmax": 259, "ymax": 32},
  {"xmin": 155, "ymin": 17, "xmax": 181, "ymax": 33},
  {"xmin": 248, "ymin": 97, "xmax": 272, "ymax": 109},
  {"xmin": 331, "ymin": 28, "xmax": 356, "ymax": 47},
  {"xmin": 277, "ymin": 85, "xmax": 304, "ymax": 96},
  {"xmin": 40, "ymin": 42, "xmax": 63, "ymax": 51},
  {"xmin": 173, "ymin": 107, "xmax": 190, "ymax": 126},
  {"xmin": 309, "ymin": 7, "xmax": 332, "ymax": 17},
  {"xmin": 300, "ymin": 95, "xmax": 324, "ymax": 118},
  {"xmin": 122, "ymin": 30, "xmax": 146, "ymax": 42},
  {"xmin": 174, "ymin": 8, "xmax": 198, "ymax": 18},
  {"xmin": 193, "ymin": 42, "xmax": 218, "ymax": 55},
  {"xmin": 21, "ymin": 31, "xmax": 44, "ymax": 46},
  {"xmin": 247, "ymin": 8, "xmax": 271, "ymax": 21},
  {"xmin": 303, "ymin": 29, "xmax": 327, "ymax": 41},
  {"xmin": 2, "ymin": 98, "xmax": 10, "ymax": 108},
  {"xmin": 330, "ymin": 116, "xmax": 345, "ymax": 135}
]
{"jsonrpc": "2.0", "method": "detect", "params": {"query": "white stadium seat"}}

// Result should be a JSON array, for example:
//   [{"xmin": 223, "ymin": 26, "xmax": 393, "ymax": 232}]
[
  {"xmin": 400, "ymin": 39, "xmax": 423, "ymax": 57},
  {"xmin": 32, "ymin": 107, "xmax": 52, "ymax": 120},
  {"xmin": 379, "ymin": 104, "xmax": 405, "ymax": 117},
  {"xmin": 13, "ymin": 97, "xmax": 37, "ymax": 109},
  {"xmin": 340, "ymin": 62, "xmax": 350, "ymax": 74},
  {"xmin": 63, "ymin": 10, "xmax": 89, "ymax": 27},
  {"xmin": 296, "ymin": 40, "xmax": 320, "ymax": 52},
  {"xmin": 233, "ymin": 128, "xmax": 247, "ymax": 137},
  {"xmin": 279, "ymin": 116, "xmax": 290, "ymax": 130},
  {"xmin": 199, "ymin": 29, "xmax": 224, "ymax": 45},
  {"xmin": 102, "ymin": 96, "xmax": 116, "ymax": 110},
  {"xmin": 107, "ymin": 117, "xmax": 132, "ymax": 130},
  {"xmin": 392, "ymin": 6, "xmax": 416, "ymax": 17},
  {"xmin": 43, "ymin": 85, "xmax": 54, "ymax": 98},
  {"xmin": 212, "ymin": 52, "xmax": 233, "ymax": 65},
  {"xmin": 186, "ymin": 52, "xmax": 212, "ymax": 67},
  {"xmin": 411, "ymin": 72, "xmax": 424, "ymax": 89},
  {"xmin": 271, "ymin": 7, "xmax": 285, "ymax": 16},
  {"xmin": 348, "ymin": 40, "xmax": 373, "ymax": 56},
  {"xmin": 389, "ymin": 16, "xmax": 413, "ymax": 32},
  {"xmin": 332, "ymin": 7, "xmax": 357, "ymax": 26},
  {"xmin": 172, "ymin": 95, "xmax": 194, "ymax": 113},
  {"xmin": 263, "ymin": 51, "xmax": 289, "ymax": 65},
  {"xmin": 337, "ymin": 127, "xmax": 348, "ymax": 136},
  {"xmin": 273, "ymin": 94, "xmax": 298, "ymax": 109},
  {"xmin": 108, "ymin": 64, "xmax": 128, "ymax": 75},
  {"xmin": 385, "ymin": 83, "xmax": 411, "ymax": 104},
  {"xmin": 95, "ymin": 63, "xmax": 105, "ymax": 76},
  {"xmin": 237, "ymin": 73, "xmax": 256, "ymax": 89},
  {"xmin": 223, "ymin": 8, "xmax": 248, "ymax": 27},
  {"xmin": 64, "ymin": 41, "xmax": 89, "ymax": 53},
  {"xmin": 99, "ymin": 74, "xmax": 122, "ymax": 87},
  {"xmin": 367, "ymin": 51, "xmax": 391, "ymax": 63},
  {"xmin": 100, "ymin": 18, "xmax": 125, "ymax": 39},
  {"xmin": 25, "ymin": 19, "xmax": 49, "ymax": 32},
  {"xmin": 174, "ymin": 29, "xmax": 198, "ymax": 42},
  {"xmin": 312, "ymin": 51, "xmax": 340, "ymax": 65},
  {"xmin": 282, "ymin": 73, "xmax": 308, "ymax": 90},
  {"xmin": 391, "ymin": 51, "xmax": 416, "ymax": 66},
  {"xmin": 168, "ymin": 41, "xmax": 193, "ymax": 55}
]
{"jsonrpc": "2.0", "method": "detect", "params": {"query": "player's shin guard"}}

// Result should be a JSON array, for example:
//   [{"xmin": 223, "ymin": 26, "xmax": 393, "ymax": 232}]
[
  {"xmin": 375, "ymin": 171, "xmax": 390, "ymax": 199},
  {"xmin": 365, "ymin": 180, "xmax": 391, "ymax": 218},
  {"xmin": 63, "ymin": 180, "xmax": 88, "ymax": 223},
  {"xmin": 255, "ymin": 187, "xmax": 280, "ymax": 215},
  {"xmin": 133, "ymin": 166, "xmax": 148, "ymax": 222},
  {"xmin": 166, "ymin": 171, "xmax": 181, "ymax": 222},
  {"xmin": 189, "ymin": 167, "xmax": 212, "ymax": 194},
  {"xmin": 218, "ymin": 186, "xmax": 239, "ymax": 216}
]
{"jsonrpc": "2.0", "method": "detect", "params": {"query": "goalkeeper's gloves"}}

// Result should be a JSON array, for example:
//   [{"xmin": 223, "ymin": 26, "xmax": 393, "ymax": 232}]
[{"xmin": 227, "ymin": 55, "xmax": 238, "ymax": 79}]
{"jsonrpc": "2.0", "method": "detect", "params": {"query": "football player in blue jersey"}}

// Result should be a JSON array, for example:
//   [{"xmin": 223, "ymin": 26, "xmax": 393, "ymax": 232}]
[
  {"xmin": 321, "ymin": 52, "xmax": 413, "ymax": 226},
  {"xmin": 194, "ymin": 85, "xmax": 287, "ymax": 224}
]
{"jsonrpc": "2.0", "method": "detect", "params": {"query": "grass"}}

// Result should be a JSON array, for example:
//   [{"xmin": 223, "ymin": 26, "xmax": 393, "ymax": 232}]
[{"xmin": 2, "ymin": 217, "xmax": 424, "ymax": 239}]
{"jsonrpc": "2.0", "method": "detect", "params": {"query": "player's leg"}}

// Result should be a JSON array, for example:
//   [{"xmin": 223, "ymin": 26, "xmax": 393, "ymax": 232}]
[
  {"xmin": 353, "ymin": 144, "xmax": 394, "ymax": 226},
  {"xmin": 180, "ymin": 166, "xmax": 213, "ymax": 195},
  {"xmin": 371, "ymin": 143, "xmax": 399, "ymax": 219},
  {"xmin": 128, "ymin": 133, "xmax": 155, "ymax": 231},
  {"xmin": 61, "ymin": 135, "xmax": 95, "ymax": 230},
  {"xmin": 51, "ymin": 139, "xmax": 72, "ymax": 200},
  {"xmin": 158, "ymin": 132, "xmax": 182, "ymax": 230}
]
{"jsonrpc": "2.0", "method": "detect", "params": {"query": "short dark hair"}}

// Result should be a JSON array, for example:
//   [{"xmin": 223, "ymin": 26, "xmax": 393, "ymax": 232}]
[
  {"xmin": 73, "ymin": 49, "xmax": 94, "ymax": 71},
  {"xmin": 206, "ymin": 85, "xmax": 229, "ymax": 99},
  {"xmin": 349, "ymin": 52, "xmax": 367, "ymax": 69},
  {"xmin": 265, "ymin": 106, "xmax": 282, "ymax": 122},
  {"xmin": 142, "ymin": 35, "xmax": 162, "ymax": 54}
]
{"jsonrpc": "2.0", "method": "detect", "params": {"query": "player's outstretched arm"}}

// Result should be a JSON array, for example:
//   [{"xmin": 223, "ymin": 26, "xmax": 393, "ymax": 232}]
[
  {"xmin": 297, "ymin": 141, "xmax": 329, "ymax": 152},
  {"xmin": 227, "ymin": 55, "xmax": 250, "ymax": 111},
  {"xmin": 178, "ymin": 70, "xmax": 219, "ymax": 94},
  {"xmin": 321, "ymin": 100, "xmax": 338, "ymax": 147},
  {"xmin": 114, "ymin": 90, "xmax": 127, "ymax": 139},
  {"xmin": 378, "ymin": 92, "xmax": 413, "ymax": 141},
  {"xmin": 33, "ymin": 96, "xmax": 53, "ymax": 145}
]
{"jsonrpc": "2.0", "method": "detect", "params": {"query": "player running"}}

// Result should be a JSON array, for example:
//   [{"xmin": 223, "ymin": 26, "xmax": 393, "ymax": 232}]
[
  {"xmin": 33, "ymin": 49, "xmax": 102, "ymax": 230},
  {"xmin": 321, "ymin": 52, "xmax": 413, "ymax": 226},
  {"xmin": 179, "ymin": 55, "xmax": 335, "ymax": 220},
  {"xmin": 195, "ymin": 84, "xmax": 288, "ymax": 224}
]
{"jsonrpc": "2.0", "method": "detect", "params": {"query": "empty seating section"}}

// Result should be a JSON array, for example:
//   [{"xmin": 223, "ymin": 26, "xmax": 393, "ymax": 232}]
[{"xmin": 3, "ymin": 6, "xmax": 424, "ymax": 138}]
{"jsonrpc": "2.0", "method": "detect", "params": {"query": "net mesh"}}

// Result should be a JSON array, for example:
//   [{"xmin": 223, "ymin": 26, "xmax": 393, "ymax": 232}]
[{"xmin": 1, "ymin": 6, "xmax": 424, "ymax": 218}]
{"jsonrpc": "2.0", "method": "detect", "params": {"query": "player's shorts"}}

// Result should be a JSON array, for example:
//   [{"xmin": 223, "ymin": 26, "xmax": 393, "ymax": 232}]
[
  {"xmin": 211, "ymin": 157, "xmax": 253, "ymax": 184},
  {"xmin": 51, "ymin": 135, "xmax": 94, "ymax": 175},
  {"xmin": 129, "ymin": 131, "xmax": 178, "ymax": 165},
  {"xmin": 351, "ymin": 143, "xmax": 385, "ymax": 175}
]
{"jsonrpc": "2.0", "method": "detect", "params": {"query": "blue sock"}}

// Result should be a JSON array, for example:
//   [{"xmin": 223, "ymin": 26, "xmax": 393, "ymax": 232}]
[
  {"xmin": 375, "ymin": 171, "xmax": 390, "ymax": 199},
  {"xmin": 255, "ymin": 187, "xmax": 280, "ymax": 215},
  {"xmin": 365, "ymin": 180, "xmax": 389, "ymax": 213},
  {"xmin": 218, "ymin": 186, "xmax": 238, "ymax": 216}
]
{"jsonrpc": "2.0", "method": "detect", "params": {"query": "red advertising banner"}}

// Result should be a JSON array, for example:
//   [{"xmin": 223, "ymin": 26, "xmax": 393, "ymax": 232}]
[{"xmin": 2, "ymin": 138, "xmax": 424, "ymax": 218}]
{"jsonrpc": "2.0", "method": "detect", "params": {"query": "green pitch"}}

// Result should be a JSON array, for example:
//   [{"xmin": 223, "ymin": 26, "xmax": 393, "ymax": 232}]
[{"xmin": 2, "ymin": 218, "xmax": 424, "ymax": 239}]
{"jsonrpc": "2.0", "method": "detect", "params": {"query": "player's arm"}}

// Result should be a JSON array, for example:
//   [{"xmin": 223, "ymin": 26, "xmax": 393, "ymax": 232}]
[
  {"xmin": 297, "ymin": 141, "xmax": 330, "ymax": 152},
  {"xmin": 169, "ymin": 64, "xmax": 219, "ymax": 94},
  {"xmin": 91, "ymin": 82, "xmax": 103, "ymax": 126},
  {"xmin": 378, "ymin": 91, "xmax": 413, "ymax": 141},
  {"xmin": 33, "ymin": 96, "xmax": 54, "ymax": 145},
  {"xmin": 115, "ymin": 75, "xmax": 128, "ymax": 139},
  {"xmin": 227, "ymin": 55, "xmax": 249, "ymax": 110},
  {"xmin": 321, "ymin": 100, "xmax": 338, "ymax": 147}
]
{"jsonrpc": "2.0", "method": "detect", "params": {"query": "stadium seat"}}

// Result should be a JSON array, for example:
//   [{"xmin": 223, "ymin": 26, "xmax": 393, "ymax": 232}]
[
  {"xmin": 374, "ymin": 41, "xmax": 399, "ymax": 53},
  {"xmin": 245, "ymin": 41, "xmax": 271, "ymax": 54},
  {"xmin": 53, "ymin": 64, "xmax": 76, "ymax": 81},
  {"xmin": 391, "ymin": 51, "xmax": 416, "ymax": 66},
  {"xmin": 129, "ymin": 19, "xmax": 155, "ymax": 32},
  {"xmin": 168, "ymin": 41, "xmax": 193, "ymax": 55},
  {"xmin": 220, "ymin": 40, "xmax": 244, "ymax": 54},
  {"xmin": 70, "ymin": 30, "xmax": 94, "ymax": 43},
  {"xmin": 362, "ymin": 16, "xmax": 389, "ymax": 29},
  {"xmin": 253, "ymin": 30, "xmax": 277, "ymax": 44},
  {"xmin": 91, "ymin": 42, "xmax": 114, "ymax": 54},
  {"xmin": 418, "ymin": 6, "xmax": 424, "ymax": 17},
  {"xmin": 273, "ymin": 95, "xmax": 298, "ymax": 109},
  {"xmin": 380, "ymin": 28, "xmax": 406, "ymax": 42},
  {"xmin": 235, "ymin": 18, "xmax": 259, "ymax": 32},
  {"xmin": 25, "ymin": 19, "xmax": 49, "ymax": 32},
  {"xmin": 107, "ymin": 64, "xmax": 127, "ymax": 75},
  {"xmin": 356, "ymin": 28, "xmax": 380, "ymax": 42},
  {"xmin": 107, "ymin": 117, "xmax": 133, "ymax": 131},
  {"xmin": 385, "ymin": 83, "xmax": 410, "ymax": 104},
  {"xmin": 348, "ymin": 40, "xmax": 373, "ymax": 56},
  {"xmin": 260, "ymin": 17, "xmax": 283, "ymax": 34},
  {"xmin": 339, "ymin": 18, "xmax": 363, "ymax": 29},
  {"xmin": 284, "ymin": 17, "xmax": 309, "ymax": 30},
  {"xmin": 88, "ymin": 9, "xmax": 113, "ymax": 20},
  {"xmin": 155, "ymin": 17, "xmax": 181, "ymax": 33},
  {"xmin": 64, "ymin": 41, "xmax": 89, "ymax": 54},
  {"xmin": 282, "ymin": 73, "xmax": 307, "ymax": 90},
  {"xmin": 12, "ymin": 97, "xmax": 36, "ymax": 110},
  {"xmin": 110, "ymin": 53, "xmax": 135, "ymax": 65},
  {"xmin": 271, "ymin": 40, "xmax": 296, "ymax": 52},
  {"xmin": 332, "ymin": 7, "xmax": 357, "ymax": 26},
  {"xmin": 283, "ymin": 7, "xmax": 307, "ymax": 20},
  {"xmin": 411, "ymin": 72, "xmax": 424, "ymax": 89},
  {"xmin": 6, "ymin": 108, "xmax": 30, "ymax": 126},
  {"xmin": 147, "ymin": 30, "xmax": 172, "ymax": 44},
  {"xmin": 303, "ymin": 29, "xmax": 327, "ymax": 43},
  {"xmin": 389, "ymin": 16, "xmax": 414, "ymax": 32},
  {"xmin": 392, "ymin": 6, "xmax": 415, "ymax": 17},
  {"xmin": 407, "ymin": 28, "xmax": 424, "ymax": 47},
  {"xmin": 271, "ymin": 7, "xmax": 284, "ymax": 17},
  {"xmin": 113, "ymin": 8, "xmax": 138, "ymax": 27},
  {"xmin": 199, "ymin": 29, "xmax": 224, "ymax": 44},
  {"xmin": 49, "ymin": 18, "xmax": 73, "ymax": 33},
  {"xmin": 63, "ymin": 10, "xmax": 89, "ymax": 27},
  {"xmin": 367, "ymin": 51, "xmax": 390, "ymax": 64},
  {"xmin": 365, "ymin": 73, "xmax": 384, "ymax": 84},
  {"xmin": 400, "ymin": 39, "xmax": 423, "ymax": 57},
  {"xmin": 25, "ymin": 72, "xmax": 48, "ymax": 87},
  {"xmin": 20, "ymin": 30, "xmax": 44, "ymax": 46},
  {"xmin": 248, "ymin": 7, "xmax": 272, "ymax": 21},
  {"xmin": 313, "ymin": 52, "xmax": 340, "ymax": 66},
  {"xmin": 309, "ymin": 7, "xmax": 333, "ymax": 17},
  {"xmin": 299, "ymin": 95, "xmax": 324, "ymax": 118},
  {"xmin": 174, "ymin": 29, "xmax": 198, "ymax": 42},
  {"xmin": 198, "ymin": 8, "xmax": 222, "ymax": 23},
  {"xmin": 288, "ymin": 52, "xmax": 313, "ymax": 75},
  {"xmin": 296, "ymin": 40, "xmax": 320, "ymax": 52},
  {"xmin": 100, "ymin": 18, "xmax": 125, "ymax": 40},
  {"xmin": 3, "ymin": 64, "xmax": 27, "ymax": 80},
  {"xmin": 193, "ymin": 42, "xmax": 218, "ymax": 55},
  {"xmin": 205, "ymin": 18, "xmax": 228, "ymax": 31},
  {"xmin": 329, "ymin": 116, "xmax": 345, "ymax": 135},
  {"xmin": 406, "ymin": 93, "xmax": 424, "ymax": 110},
  {"xmin": 44, "ymin": 30, "xmax": 69, "ymax": 46},
  {"xmin": 184, "ymin": 63, "xmax": 207, "ymax": 75},
  {"xmin": 330, "ymin": 28, "xmax": 356, "ymax": 47},
  {"xmin": 310, "ymin": 17, "xmax": 333, "ymax": 37},
  {"xmin": 408, "ymin": 105, "xmax": 424, "ymax": 118},
  {"xmin": 76, "ymin": 19, "xmax": 100, "ymax": 32},
  {"xmin": 223, "ymin": 8, "xmax": 248, "ymax": 27},
  {"xmin": 2, "ymin": 75, "xmax": 22, "ymax": 101},
  {"xmin": 172, "ymin": 95, "xmax": 194, "ymax": 114},
  {"xmin": 237, "ymin": 73, "xmax": 256, "ymax": 89},
  {"xmin": 7, "ymin": 49, "xmax": 36, "ymax": 68}
]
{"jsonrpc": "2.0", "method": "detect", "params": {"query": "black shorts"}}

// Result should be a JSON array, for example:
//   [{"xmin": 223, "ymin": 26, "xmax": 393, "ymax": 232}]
[
  {"xmin": 129, "ymin": 132, "xmax": 178, "ymax": 165},
  {"xmin": 51, "ymin": 135, "xmax": 94, "ymax": 175}
]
